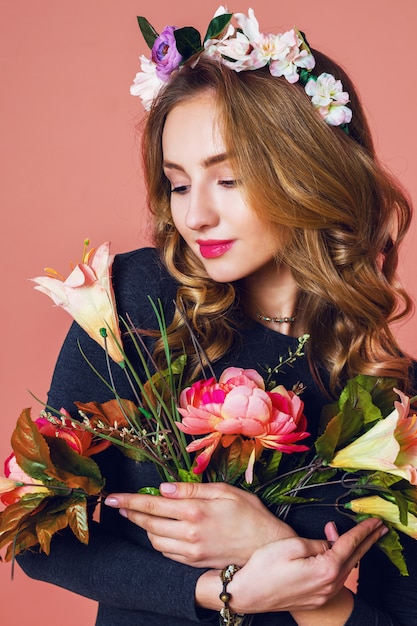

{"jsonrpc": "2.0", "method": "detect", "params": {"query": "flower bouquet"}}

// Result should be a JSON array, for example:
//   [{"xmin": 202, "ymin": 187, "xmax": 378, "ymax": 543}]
[{"xmin": 1, "ymin": 241, "xmax": 417, "ymax": 578}]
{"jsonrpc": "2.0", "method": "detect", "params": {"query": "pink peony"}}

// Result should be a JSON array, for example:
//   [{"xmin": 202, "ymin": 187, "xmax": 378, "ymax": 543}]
[{"xmin": 177, "ymin": 367, "xmax": 309, "ymax": 482}]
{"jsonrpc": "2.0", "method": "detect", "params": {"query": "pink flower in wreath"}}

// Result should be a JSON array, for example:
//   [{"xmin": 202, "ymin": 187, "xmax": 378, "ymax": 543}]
[
  {"xmin": 176, "ymin": 367, "xmax": 310, "ymax": 482},
  {"xmin": 152, "ymin": 26, "xmax": 183, "ymax": 81}
]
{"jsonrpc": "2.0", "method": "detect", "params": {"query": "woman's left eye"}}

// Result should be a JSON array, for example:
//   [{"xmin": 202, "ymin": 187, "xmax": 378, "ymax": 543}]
[{"xmin": 219, "ymin": 179, "xmax": 239, "ymax": 188}]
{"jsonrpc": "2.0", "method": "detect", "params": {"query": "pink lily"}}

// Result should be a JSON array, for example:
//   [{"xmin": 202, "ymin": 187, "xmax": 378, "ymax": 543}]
[{"xmin": 31, "ymin": 240, "xmax": 124, "ymax": 364}]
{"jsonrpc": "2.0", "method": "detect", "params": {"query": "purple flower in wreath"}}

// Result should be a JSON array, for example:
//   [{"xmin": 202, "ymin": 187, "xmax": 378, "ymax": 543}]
[{"xmin": 152, "ymin": 26, "xmax": 183, "ymax": 81}]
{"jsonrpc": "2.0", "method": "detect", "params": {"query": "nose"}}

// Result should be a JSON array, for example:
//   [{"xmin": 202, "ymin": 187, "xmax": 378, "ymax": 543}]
[{"xmin": 184, "ymin": 184, "xmax": 219, "ymax": 231}]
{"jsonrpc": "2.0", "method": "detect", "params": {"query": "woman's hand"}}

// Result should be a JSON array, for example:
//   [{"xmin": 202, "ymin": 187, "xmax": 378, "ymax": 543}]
[
  {"xmin": 209, "ymin": 517, "xmax": 387, "ymax": 615},
  {"xmin": 104, "ymin": 482, "xmax": 295, "ymax": 568}
]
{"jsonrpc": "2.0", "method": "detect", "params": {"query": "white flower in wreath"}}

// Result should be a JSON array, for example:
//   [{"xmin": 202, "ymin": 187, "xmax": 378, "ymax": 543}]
[
  {"xmin": 305, "ymin": 72, "xmax": 352, "ymax": 126},
  {"xmin": 217, "ymin": 8, "xmax": 270, "ymax": 71},
  {"xmin": 130, "ymin": 55, "xmax": 165, "ymax": 111},
  {"xmin": 204, "ymin": 5, "xmax": 235, "ymax": 60},
  {"xmin": 269, "ymin": 30, "xmax": 315, "ymax": 84}
]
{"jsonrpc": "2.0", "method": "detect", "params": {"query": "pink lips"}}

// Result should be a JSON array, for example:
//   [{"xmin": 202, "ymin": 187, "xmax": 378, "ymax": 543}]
[{"xmin": 197, "ymin": 240, "xmax": 234, "ymax": 259}]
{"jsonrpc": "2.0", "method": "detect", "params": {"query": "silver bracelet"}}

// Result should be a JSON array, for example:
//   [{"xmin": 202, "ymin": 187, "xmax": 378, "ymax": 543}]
[{"xmin": 218, "ymin": 564, "xmax": 246, "ymax": 626}]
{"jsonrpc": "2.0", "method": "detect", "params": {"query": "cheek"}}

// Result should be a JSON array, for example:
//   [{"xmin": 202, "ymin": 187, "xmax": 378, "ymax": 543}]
[{"xmin": 170, "ymin": 205, "xmax": 183, "ymax": 234}]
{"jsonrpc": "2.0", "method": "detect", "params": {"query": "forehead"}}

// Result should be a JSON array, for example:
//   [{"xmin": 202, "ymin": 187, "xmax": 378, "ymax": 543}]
[{"xmin": 162, "ymin": 92, "xmax": 226, "ymax": 159}]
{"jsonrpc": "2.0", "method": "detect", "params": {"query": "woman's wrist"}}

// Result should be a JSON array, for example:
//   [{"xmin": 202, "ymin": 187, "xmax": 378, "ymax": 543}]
[
  {"xmin": 195, "ymin": 568, "xmax": 244, "ymax": 615},
  {"xmin": 195, "ymin": 570, "xmax": 223, "ymax": 611}
]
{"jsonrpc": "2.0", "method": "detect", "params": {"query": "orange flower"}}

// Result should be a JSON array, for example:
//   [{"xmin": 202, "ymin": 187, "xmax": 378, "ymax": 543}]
[{"xmin": 35, "ymin": 409, "xmax": 111, "ymax": 458}]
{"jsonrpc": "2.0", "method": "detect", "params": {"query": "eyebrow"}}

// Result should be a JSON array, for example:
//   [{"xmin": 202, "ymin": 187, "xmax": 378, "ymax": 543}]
[{"xmin": 163, "ymin": 152, "xmax": 230, "ymax": 172}]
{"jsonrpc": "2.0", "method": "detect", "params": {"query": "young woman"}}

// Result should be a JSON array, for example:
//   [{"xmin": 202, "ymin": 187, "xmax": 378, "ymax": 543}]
[{"xmin": 18, "ymin": 9, "xmax": 416, "ymax": 626}]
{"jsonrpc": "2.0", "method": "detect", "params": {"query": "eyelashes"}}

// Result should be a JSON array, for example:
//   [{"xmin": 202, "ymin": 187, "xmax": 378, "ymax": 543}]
[
  {"xmin": 170, "ymin": 180, "xmax": 240, "ymax": 194},
  {"xmin": 170, "ymin": 185, "xmax": 189, "ymax": 194}
]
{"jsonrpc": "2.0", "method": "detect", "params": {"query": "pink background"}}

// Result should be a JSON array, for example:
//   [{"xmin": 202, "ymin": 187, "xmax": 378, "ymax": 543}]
[{"xmin": 1, "ymin": 1, "xmax": 416, "ymax": 622}]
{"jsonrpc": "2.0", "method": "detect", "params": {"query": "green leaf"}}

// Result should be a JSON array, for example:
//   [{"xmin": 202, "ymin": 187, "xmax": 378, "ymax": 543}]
[
  {"xmin": 355, "ymin": 375, "xmax": 398, "ymax": 418},
  {"xmin": 138, "ymin": 487, "xmax": 161, "ymax": 496},
  {"xmin": 315, "ymin": 414, "xmax": 343, "ymax": 461},
  {"xmin": 11, "ymin": 408, "xmax": 56, "ymax": 482},
  {"xmin": 365, "ymin": 471, "xmax": 404, "ymax": 490},
  {"xmin": 269, "ymin": 494, "xmax": 320, "ymax": 505},
  {"xmin": 178, "ymin": 468, "xmax": 202, "ymax": 483},
  {"xmin": 258, "ymin": 451, "xmax": 283, "ymax": 484},
  {"xmin": 203, "ymin": 13, "xmax": 233, "ymax": 42},
  {"xmin": 44, "ymin": 436, "xmax": 105, "ymax": 494},
  {"xmin": 347, "ymin": 379, "xmax": 382, "ymax": 425},
  {"xmin": 137, "ymin": 16, "xmax": 158, "ymax": 49},
  {"xmin": 174, "ymin": 27, "xmax": 202, "ymax": 59},
  {"xmin": 316, "ymin": 377, "xmax": 385, "ymax": 460},
  {"xmin": 376, "ymin": 527, "xmax": 409, "ymax": 576}
]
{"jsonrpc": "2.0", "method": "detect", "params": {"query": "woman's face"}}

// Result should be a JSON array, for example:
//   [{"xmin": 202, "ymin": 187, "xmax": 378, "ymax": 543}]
[{"xmin": 162, "ymin": 92, "xmax": 282, "ymax": 284}]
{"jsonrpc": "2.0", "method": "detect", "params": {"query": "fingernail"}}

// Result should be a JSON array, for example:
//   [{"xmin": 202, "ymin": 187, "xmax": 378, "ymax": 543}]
[
  {"xmin": 104, "ymin": 496, "xmax": 119, "ymax": 507},
  {"xmin": 160, "ymin": 482, "xmax": 177, "ymax": 494},
  {"xmin": 119, "ymin": 508, "xmax": 128, "ymax": 518},
  {"xmin": 380, "ymin": 525, "xmax": 389, "ymax": 536}
]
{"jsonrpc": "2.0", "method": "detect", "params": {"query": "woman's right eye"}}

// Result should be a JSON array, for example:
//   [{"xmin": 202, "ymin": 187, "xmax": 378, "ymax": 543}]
[{"xmin": 171, "ymin": 185, "xmax": 189, "ymax": 194}]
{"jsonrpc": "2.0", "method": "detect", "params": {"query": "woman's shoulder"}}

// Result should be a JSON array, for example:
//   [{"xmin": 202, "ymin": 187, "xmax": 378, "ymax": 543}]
[
  {"xmin": 113, "ymin": 246, "xmax": 165, "ymax": 274},
  {"xmin": 111, "ymin": 246, "xmax": 178, "ymax": 326}
]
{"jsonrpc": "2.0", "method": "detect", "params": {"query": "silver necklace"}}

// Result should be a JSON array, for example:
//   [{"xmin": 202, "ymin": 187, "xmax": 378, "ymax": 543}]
[{"xmin": 256, "ymin": 313, "xmax": 296, "ymax": 324}]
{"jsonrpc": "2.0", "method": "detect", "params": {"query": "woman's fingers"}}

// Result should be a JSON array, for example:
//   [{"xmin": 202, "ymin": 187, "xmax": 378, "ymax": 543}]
[
  {"xmin": 104, "ymin": 484, "xmax": 295, "ymax": 567},
  {"xmin": 329, "ymin": 517, "xmax": 388, "ymax": 570},
  {"xmin": 227, "ymin": 519, "xmax": 388, "ymax": 614}
]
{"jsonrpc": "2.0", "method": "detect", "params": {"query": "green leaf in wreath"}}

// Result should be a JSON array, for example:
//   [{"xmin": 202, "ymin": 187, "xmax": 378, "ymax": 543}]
[
  {"xmin": 203, "ymin": 13, "xmax": 233, "ymax": 43},
  {"xmin": 174, "ymin": 27, "xmax": 202, "ymax": 60},
  {"xmin": 137, "ymin": 16, "xmax": 159, "ymax": 49}
]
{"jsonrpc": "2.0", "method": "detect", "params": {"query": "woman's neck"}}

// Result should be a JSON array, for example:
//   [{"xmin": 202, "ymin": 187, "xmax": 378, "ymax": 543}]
[{"xmin": 241, "ymin": 262, "xmax": 300, "ymax": 335}]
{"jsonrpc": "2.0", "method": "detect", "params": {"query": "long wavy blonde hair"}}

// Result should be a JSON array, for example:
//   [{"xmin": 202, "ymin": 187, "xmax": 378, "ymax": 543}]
[{"xmin": 141, "ymin": 53, "xmax": 413, "ymax": 394}]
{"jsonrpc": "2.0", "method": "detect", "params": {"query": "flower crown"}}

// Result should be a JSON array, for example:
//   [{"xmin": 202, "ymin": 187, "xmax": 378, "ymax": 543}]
[{"xmin": 130, "ymin": 7, "xmax": 352, "ymax": 131}]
